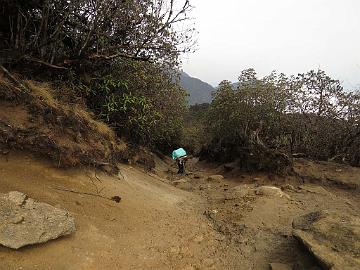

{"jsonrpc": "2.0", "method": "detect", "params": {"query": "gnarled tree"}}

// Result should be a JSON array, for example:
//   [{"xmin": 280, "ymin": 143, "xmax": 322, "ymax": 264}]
[
  {"xmin": 203, "ymin": 68, "xmax": 360, "ymax": 171},
  {"xmin": 0, "ymin": 0, "xmax": 195, "ymax": 69}
]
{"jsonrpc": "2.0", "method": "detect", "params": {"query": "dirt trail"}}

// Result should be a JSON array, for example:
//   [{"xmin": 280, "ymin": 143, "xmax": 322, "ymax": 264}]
[
  {"xmin": 0, "ymin": 152, "xmax": 239, "ymax": 270},
  {"xmin": 156, "ymin": 158, "xmax": 360, "ymax": 270},
  {"xmin": 0, "ymin": 152, "xmax": 360, "ymax": 270}
]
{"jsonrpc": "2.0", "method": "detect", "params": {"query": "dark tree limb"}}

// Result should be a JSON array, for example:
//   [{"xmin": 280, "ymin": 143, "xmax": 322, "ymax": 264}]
[
  {"xmin": 0, "ymin": 64, "xmax": 30, "ymax": 93},
  {"xmin": 52, "ymin": 186, "xmax": 121, "ymax": 203},
  {"xmin": 22, "ymin": 56, "xmax": 68, "ymax": 70},
  {"xmin": 88, "ymin": 53, "xmax": 151, "ymax": 62}
]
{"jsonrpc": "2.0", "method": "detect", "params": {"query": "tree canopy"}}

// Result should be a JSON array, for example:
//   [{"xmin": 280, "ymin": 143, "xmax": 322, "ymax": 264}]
[
  {"xmin": 202, "ymin": 69, "xmax": 360, "ymax": 169},
  {"xmin": 0, "ymin": 0, "xmax": 195, "ymax": 68}
]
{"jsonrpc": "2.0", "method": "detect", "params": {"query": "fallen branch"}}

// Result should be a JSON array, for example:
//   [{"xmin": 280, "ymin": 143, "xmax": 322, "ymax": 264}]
[
  {"xmin": 88, "ymin": 52, "xmax": 151, "ymax": 62},
  {"xmin": 0, "ymin": 64, "xmax": 30, "ymax": 93},
  {"xmin": 292, "ymin": 153, "xmax": 307, "ymax": 158},
  {"xmin": 52, "ymin": 186, "xmax": 121, "ymax": 203},
  {"xmin": 22, "ymin": 56, "xmax": 68, "ymax": 70}
]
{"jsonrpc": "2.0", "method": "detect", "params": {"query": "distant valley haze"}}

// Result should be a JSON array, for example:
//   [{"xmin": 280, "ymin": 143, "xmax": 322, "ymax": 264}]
[{"xmin": 181, "ymin": 0, "xmax": 360, "ymax": 91}]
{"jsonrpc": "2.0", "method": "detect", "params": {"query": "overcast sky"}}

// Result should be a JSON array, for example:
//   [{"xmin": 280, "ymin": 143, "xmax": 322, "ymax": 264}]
[{"xmin": 181, "ymin": 0, "xmax": 360, "ymax": 89}]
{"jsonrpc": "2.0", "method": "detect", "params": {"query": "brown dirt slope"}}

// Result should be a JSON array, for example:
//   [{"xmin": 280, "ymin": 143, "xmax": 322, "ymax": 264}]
[
  {"xmin": 293, "ymin": 158, "xmax": 360, "ymax": 190},
  {"xmin": 0, "ymin": 152, "xmax": 360, "ymax": 269},
  {"xmin": 0, "ymin": 77, "xmax": 128, "ymax": 168},
  {"xmin": 0, "ymin": 152, "xmax": 240, "ymax": 270}
]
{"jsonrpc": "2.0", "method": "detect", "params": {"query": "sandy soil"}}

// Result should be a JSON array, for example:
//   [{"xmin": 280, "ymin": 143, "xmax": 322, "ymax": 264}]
[
  {"xmin": 0, "ymin": 152, "xmax": 239, "ymax": 270},
  {"xmin": 0, "ymin": 152, "xmax": 359, "ymax": 270}
]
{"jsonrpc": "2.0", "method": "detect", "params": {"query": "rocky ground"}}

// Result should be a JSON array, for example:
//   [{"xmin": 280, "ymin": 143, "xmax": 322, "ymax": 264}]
[
  {"xmin": 157, "ymin": 157, "xmax": 360, "ymax": 270},
  {"xmin": 0, "ymin": 152, "xmax": 359, "ymax": 270}
]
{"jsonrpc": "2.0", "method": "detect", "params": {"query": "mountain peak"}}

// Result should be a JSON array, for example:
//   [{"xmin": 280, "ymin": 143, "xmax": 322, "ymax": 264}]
[{"xmin": 179, "ymin": 72, "xmax": 214, "ymax": 105}]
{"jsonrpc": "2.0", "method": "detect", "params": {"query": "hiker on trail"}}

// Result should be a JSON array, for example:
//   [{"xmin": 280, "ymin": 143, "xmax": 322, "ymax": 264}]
[{"xmin": 172, "ymin": 148, "xmax": 188, "ymax": 174}]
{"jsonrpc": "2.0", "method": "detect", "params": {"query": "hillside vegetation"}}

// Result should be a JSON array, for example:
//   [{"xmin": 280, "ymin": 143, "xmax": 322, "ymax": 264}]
[
  {"xmin": 0, "ymin": 2, "xmax": 360, "ymax": 270},
  {"xmin": 0, "ymin": 0, "xmax": 359, "ymax": 173},
  {"xmin": 188, "ymin": 69, "xmax": 360, "ymax": 171},
  {"xmin": 0, "ymin": 0, "xmax": 194, "ymax": 158}
]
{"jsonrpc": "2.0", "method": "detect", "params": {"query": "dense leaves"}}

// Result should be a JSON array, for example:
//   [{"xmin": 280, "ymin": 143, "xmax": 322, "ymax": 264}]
[
  {"xmin": 0, "ymin": 0, "xmax": 194, "ymax": 153},
  {"xmin": 87, "ymin": 59, "xmax": 187, "ymax": 151},
  {"xmin": 182, "ymin": 103, "xmax": 209, "ymax": 154},
  {"xmin": 204, "ymin": 69, "xmax": 360, "ymax": 168},
  {"xmin": 0, "ymin": 0, "xmax": 195, "ymax": 68}
]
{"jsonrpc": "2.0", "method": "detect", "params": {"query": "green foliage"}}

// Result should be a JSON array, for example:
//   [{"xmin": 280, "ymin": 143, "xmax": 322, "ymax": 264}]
[
  {"xmin": 205, "ymin": 68, "xmax": 360, "ymax": 168},
  {"xmin": 0, "ymin": 0, "xmax": 195, "ymax": 69},
  {"xmin": 88, "ymin": 60, "xmax": 187, "ymax": 152},
  {"xmin": 181, "ymin": 103, "xmax": 210, "ymax": 154},
  {"xmin": 0, "ymin": 0, "xmax": 194, "ymax": 156}
]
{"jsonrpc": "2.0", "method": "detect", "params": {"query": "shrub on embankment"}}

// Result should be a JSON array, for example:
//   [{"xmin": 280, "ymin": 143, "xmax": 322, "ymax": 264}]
[{"xmin": 0, "ymin": 0, "xmax": 195, "ymax": 159}]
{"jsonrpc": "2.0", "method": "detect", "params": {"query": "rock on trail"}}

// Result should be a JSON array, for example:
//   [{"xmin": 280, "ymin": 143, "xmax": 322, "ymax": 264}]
[
  {"xmin": 293, "ymin": 210, "xmax": 360, "ymax": 270},
  {"xmin": 0, "ymin": 191, "xmax": 76, "ymax": 249},
  {"xmin": 207, "ymin": 175, "xmax": 224, "ymax": 182},
  {"xmin": 255, "ymin": 186, "xmax": 290, "ymax": 199}
]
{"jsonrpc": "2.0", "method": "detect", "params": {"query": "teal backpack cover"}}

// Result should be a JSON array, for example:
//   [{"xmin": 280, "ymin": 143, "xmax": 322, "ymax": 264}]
[{"xmin": 172, "ymin": 148, "xmax": 187, "ymax": 160}]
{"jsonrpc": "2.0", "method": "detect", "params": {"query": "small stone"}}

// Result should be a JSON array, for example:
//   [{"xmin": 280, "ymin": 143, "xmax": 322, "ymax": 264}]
[
  {"xmin": 282, "ymin": 184, "xmax": 296, "ymax": 191},
  {"xmin": 231, "ymin": 184, "xmax": 254, "ymax": 198},
  {"xmin": 214, "ymin": 233, "xmax": 225, "ymax": 241},
  {"xmin": 111, "ymin": 196, "xmax": 121, "ymax": 203},
  {"xmin": 193, "ymin": 235, "xmax": 204, "ymax": 243},
  {"xmin": 173, "ymin": 178, "xmax": 188, "ymax": 185},
  {"xmin": 255, "ymin": 186, "xmax": 290, "ymax": 199},
  {"xmin": 207, "ymin": 175, "xmax": 224, "ymax": 182},
  {"xmin": 8, "ymin": 191, "xmax": 27, "ymax": 206},
  {"xmin": 9, "ymin": 216, "xmax": 24, "ymax": 224}
]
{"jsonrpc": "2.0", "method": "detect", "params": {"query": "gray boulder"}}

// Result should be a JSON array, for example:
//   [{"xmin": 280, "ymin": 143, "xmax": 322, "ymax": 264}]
[
  {"xmin": 228, "ymin": 184, "xmax": 255, "ymax": 199},
  {"xmin": 207, "ymin": 175, "xmax": 224, "ymax": 182},
  {"xmin": 255, "ymin": 186, "xmax": 290, "ymax": 199},
  {"xmin": 0, "ymin": 191, "xmax": 76, "ymax": 249},
  {"xmin": 293, "ymin": 210, "xmax": 360, "ymax": 270}
]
